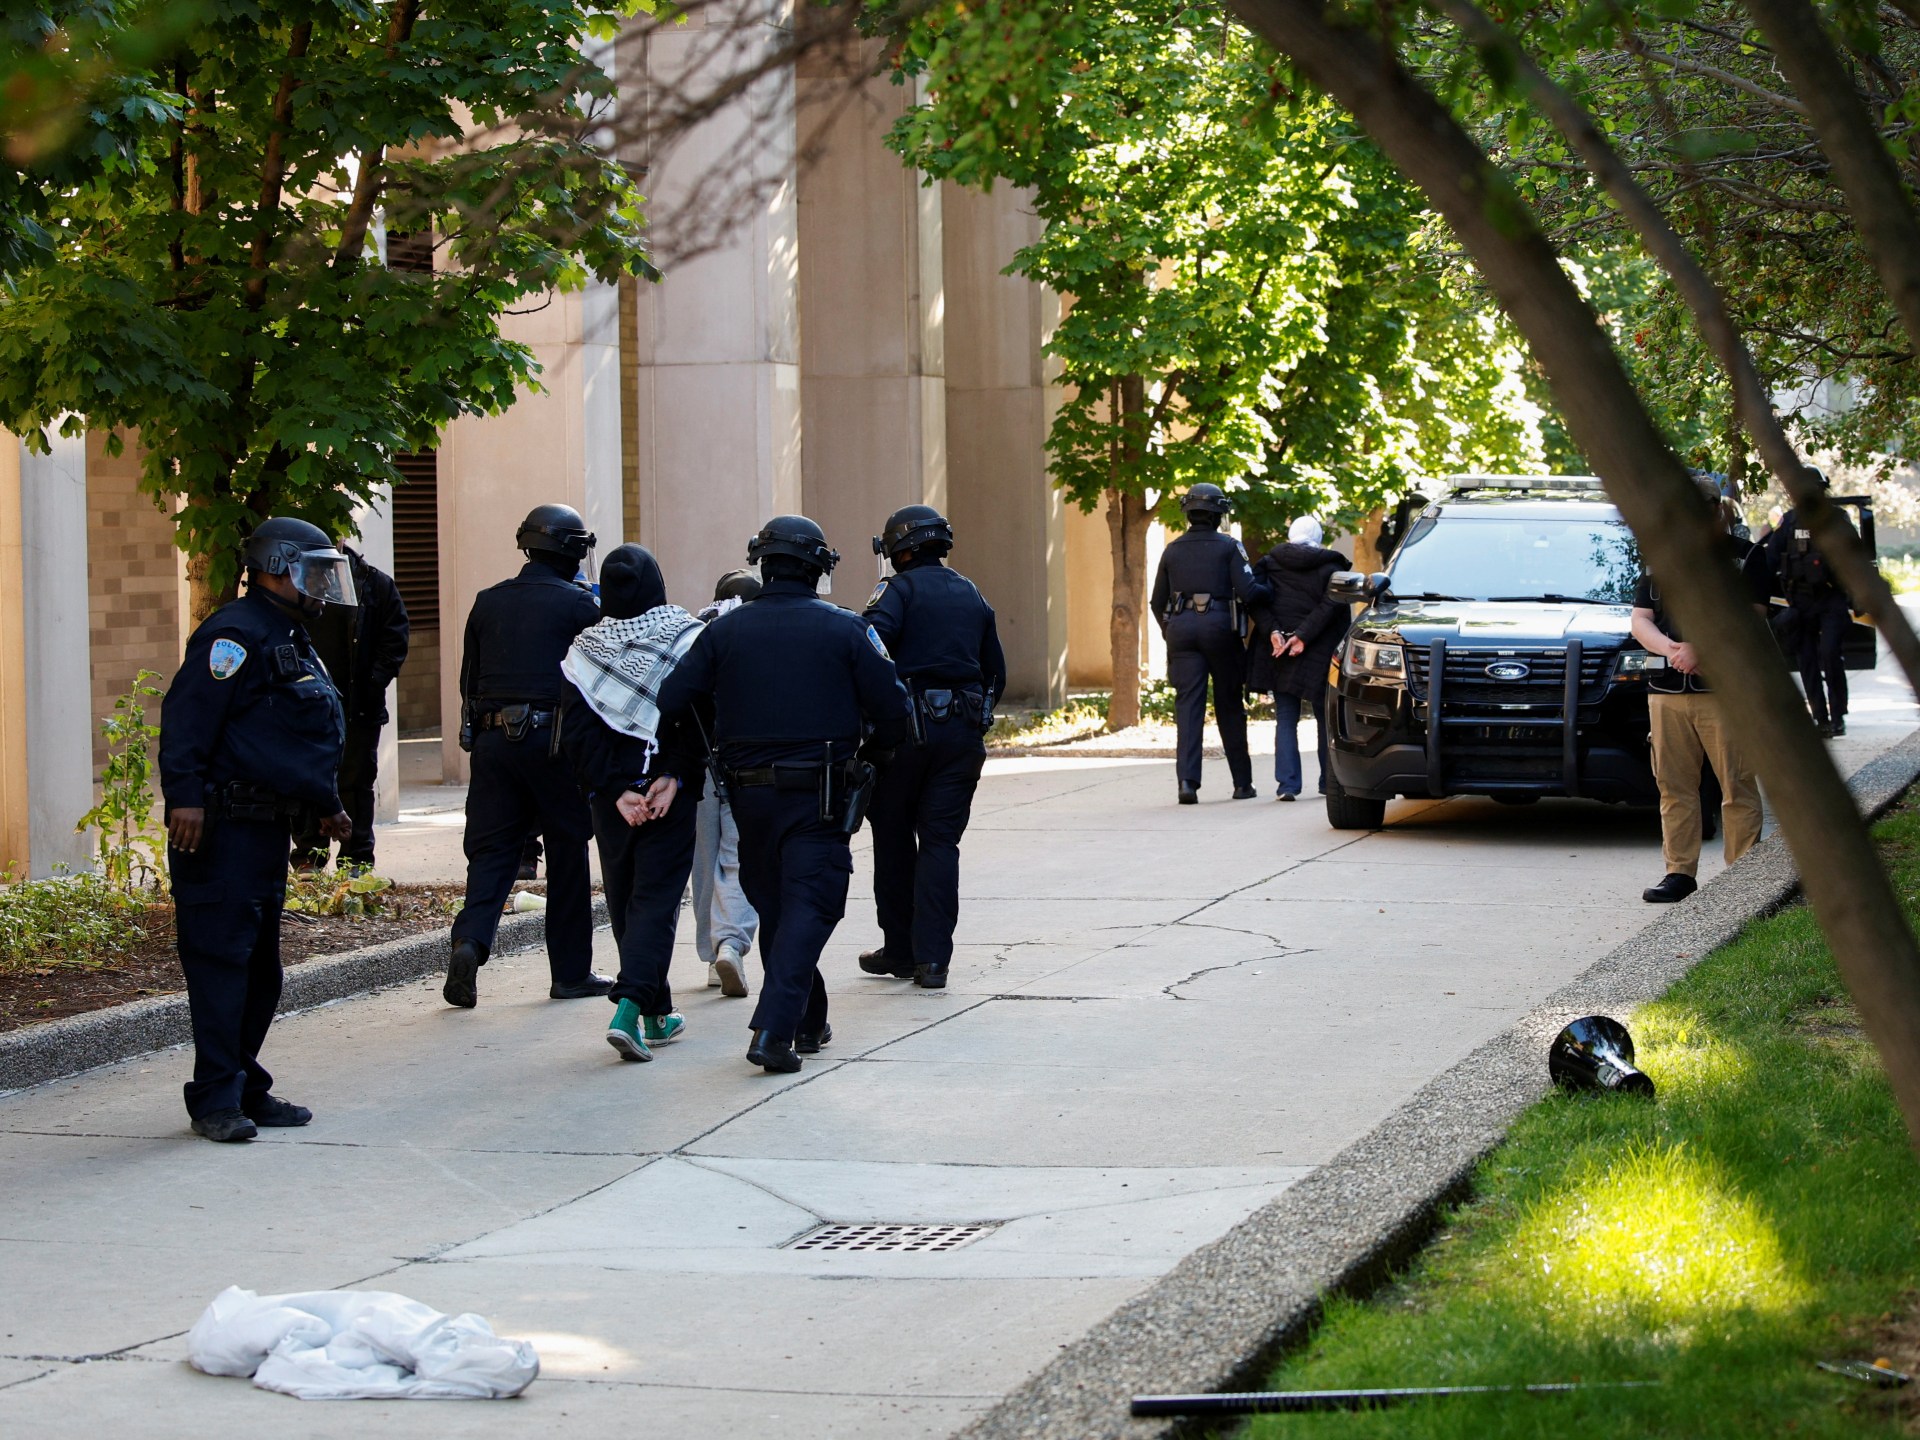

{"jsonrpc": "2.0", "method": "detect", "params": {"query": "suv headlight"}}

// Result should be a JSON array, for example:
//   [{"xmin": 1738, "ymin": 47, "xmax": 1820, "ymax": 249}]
[
  {"xmin": 1615, "ymin": 650, "xmax": 1667, "ymax": 677},
  {"xmin": 1344, "ymin": 637, "xmax": 1406, "ymax": 683}
]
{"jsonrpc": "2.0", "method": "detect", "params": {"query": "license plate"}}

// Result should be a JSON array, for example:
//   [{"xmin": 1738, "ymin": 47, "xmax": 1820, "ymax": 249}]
[{"xmin": 1468, "ymin": 725, "xmax": 1555, "ymax": 742}]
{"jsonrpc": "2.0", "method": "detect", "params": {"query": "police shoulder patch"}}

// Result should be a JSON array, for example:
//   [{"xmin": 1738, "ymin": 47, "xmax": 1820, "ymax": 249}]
[
  {"xmin": 208, "ymin": 638, "xmax": 247, "ymax": 680},
  {"xmin": 866, "ymin": 625, "xmax": 891, "ymax": 659},
  {"xmin": 866, "ymin": 580, "xmax": 889, "ymax": 610}
]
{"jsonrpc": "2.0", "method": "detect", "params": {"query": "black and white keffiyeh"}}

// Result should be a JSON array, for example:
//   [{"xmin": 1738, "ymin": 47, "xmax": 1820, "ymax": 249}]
[{"xmin": 561, "ymin": 605, "xmax": 702, "ymax": 759}]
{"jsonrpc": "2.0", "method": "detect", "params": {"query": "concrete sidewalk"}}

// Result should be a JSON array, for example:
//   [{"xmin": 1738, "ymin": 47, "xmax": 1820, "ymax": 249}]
[{"xmin": 1, "ymin": 677, "xmax": 1913, "ymax": 1435}]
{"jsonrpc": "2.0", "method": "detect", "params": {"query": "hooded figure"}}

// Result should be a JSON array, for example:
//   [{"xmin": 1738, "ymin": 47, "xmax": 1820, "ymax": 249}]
[
  {"xmin": 559, "ymin": 544, "xmax": 714, "ymax": 1061},
  {"xmin": 1246, "ymin": 519, "xmax": 1349, "ymax": 800}
]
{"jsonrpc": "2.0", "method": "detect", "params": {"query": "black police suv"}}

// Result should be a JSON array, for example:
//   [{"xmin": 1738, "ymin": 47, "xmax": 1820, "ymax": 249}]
[{"xmin": 1320, "ymin": 476, "xmax": 1666, "ymax": 830}]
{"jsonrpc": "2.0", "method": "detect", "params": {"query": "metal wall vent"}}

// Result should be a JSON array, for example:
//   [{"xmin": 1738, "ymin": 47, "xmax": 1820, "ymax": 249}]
[{"xmin": 787, "ymin": 1222, "xmax": 997, "ymax": 1253}]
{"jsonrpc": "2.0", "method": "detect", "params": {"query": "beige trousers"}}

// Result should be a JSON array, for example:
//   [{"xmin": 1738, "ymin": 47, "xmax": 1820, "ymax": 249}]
[{"xmin": 1649, "ymin": 691, "xmax": 1763, "ymax": 877}]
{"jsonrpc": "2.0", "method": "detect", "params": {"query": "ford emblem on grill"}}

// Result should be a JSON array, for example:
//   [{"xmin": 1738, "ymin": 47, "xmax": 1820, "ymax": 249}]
[{"xmin": 1485, "ymin": 661, "xmax": 1532, "ymax": 680}]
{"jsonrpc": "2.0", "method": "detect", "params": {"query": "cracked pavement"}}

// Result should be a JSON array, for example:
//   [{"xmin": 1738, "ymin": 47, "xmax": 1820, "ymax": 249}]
[{"xmin": 3, "ymin": 676, "xmax": 1914, "ymax": 1435}]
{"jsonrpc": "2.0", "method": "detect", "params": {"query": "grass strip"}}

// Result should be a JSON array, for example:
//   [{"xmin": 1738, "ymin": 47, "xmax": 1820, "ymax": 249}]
[{"xmin": 1246, "ymin": 801, "xmax": 1920, "ymax": 1439}]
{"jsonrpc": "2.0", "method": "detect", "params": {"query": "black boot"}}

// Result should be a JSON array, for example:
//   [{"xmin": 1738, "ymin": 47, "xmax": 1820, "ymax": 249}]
[
  {"xmin": 190, "ymin": 1109, "xmax": 258, "ymax": 1143},
  {"xmin": 748, "ymin": 1030, "xmax": 802, "ymax": 1073},
  {"xmin": 859, "ymin": 946, "xmax": 915, "ymax": 978},
  {"xmin": 443, "ymin": 939, "xmax": 483, "ymax": 1009},
  {"xmin": 1642, "ymin": 872, "xmax": 1698, "ymax": 904},
  {"xmin": 1231, "ymin": 784, "xmax": 1257, "ymax": 800},
  {"xmin": 795, "ymin": 1023, "xmax": 834, "ymax": 1055},
  {"xmin": 1178, "ymin": 781, "xmax": 1199, "ymax": 806},
  {"xmin": 549, "ymin": 973, "xmax": 614, "ymax": 999},
  {"xmin": 913, "ymin": 962, "xmax": 949, "ymax": 990}
]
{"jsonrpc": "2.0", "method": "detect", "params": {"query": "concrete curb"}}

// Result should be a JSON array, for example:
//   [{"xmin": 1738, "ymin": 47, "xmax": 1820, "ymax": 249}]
[
  {"xmin": 957, "ymin": 730, "xmax": 1920, "ymax": 1440},
  {"xmin": 0, "ymin": 897, "xmax": 610, "ymax": 1096}
]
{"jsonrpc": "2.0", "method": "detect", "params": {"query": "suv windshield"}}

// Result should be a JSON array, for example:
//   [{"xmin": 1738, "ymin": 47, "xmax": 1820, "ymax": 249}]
[{"xmin": 1388, "ymin": 513, "xmax": 1641, "ymax": 603}]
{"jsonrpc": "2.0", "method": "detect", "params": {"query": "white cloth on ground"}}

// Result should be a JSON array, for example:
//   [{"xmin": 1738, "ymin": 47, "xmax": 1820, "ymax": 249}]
[{"xmin": 187, "ymin": 1286, "xmax": 539, "ymax": 1400}]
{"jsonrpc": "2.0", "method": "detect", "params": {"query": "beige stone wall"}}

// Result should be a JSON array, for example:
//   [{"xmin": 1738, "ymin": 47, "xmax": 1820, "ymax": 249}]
[{"xmin": 84, "ymin": 432, "xmax": 181, "ymax": 767}]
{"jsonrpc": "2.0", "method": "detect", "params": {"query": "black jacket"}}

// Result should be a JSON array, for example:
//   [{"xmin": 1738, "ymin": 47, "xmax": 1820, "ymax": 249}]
[
  {"xmin": 559, "ymin": 687, "xmax": 710, "ymax": 805},
  {"xmin": 862, "ymin": 558, "xmax": 1007, "ymax": 701},
  {"xmin": 160, "ymin": 589, "xmax": 346, "ymax": 815},
  {"xmin": 656, "ymin": 578, "xmax": 915, "ymax": 768},
  {"xmin": 1149, "ymin": 527, "xmax": 1269, "ymax": 632},
  {"xmin": 459, "ymin": 561, "xmax": 601, "ymax": 708},
  {"xmin": 1246, "ymin": 543, "xmax": 1350, "ymax": 699},
  {"xmin": 304, "ymin": 547, "xmax": 410, "ymax": 726}
]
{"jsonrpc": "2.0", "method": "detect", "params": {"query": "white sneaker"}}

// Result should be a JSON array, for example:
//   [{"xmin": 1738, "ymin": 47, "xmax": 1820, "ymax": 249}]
[
  {"xmin": 713, "ymin": 945, "xmax": 749, "ymax": 998},
  {"xmin": 706, "ymin": 962, "xmax": 722, "ymax": 989}
]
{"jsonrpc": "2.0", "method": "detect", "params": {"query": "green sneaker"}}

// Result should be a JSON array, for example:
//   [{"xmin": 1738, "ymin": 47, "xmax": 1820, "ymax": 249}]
[
  {"xmin": 643, "ymin": 1011, "xmax": 686, "ymax": 1046},
  {"xmin": 606, "ymin": 999, "xmax": 652, "ymax": 1062}
]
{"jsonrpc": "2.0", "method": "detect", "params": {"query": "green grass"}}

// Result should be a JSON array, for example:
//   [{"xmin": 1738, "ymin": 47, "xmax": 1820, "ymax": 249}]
[{"xmin": 1246, "ymin": 803, "xmax": 1920, "ymax": 1439}]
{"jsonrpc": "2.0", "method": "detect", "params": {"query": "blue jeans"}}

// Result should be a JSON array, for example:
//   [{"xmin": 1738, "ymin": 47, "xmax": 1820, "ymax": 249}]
[{"xmin": 1273, "ymin": 693, "xmax": 1327, "ymax": 796}]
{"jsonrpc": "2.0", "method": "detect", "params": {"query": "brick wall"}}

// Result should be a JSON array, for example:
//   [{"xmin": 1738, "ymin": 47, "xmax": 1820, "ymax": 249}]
[{"xmin": 85, "ymin": 432, "xmax": 180, "ymax": 770}]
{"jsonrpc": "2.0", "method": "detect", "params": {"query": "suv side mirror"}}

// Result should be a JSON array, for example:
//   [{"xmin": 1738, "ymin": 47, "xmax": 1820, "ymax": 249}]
[{"xmin": 1328, "ymin": 571, "xmax": 1391, "ymax": 604}]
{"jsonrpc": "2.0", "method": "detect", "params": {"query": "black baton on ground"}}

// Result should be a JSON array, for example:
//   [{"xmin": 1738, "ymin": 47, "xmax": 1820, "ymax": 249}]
[{"xmin": 1130, "ymin": 1380, "xmax": 1656, "ymax": 1416}]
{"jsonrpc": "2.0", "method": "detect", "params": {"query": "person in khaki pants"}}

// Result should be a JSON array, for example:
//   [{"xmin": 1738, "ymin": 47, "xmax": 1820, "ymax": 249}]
[{"xmin": 1629, "ymin": 493, "xmax": 1769, "ymax": 903}]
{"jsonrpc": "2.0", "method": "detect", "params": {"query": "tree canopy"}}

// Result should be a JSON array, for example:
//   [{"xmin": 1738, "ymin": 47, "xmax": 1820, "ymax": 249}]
[{"xmin": 0, "ymin": 0, "xmax": 653, "ymax": 604}]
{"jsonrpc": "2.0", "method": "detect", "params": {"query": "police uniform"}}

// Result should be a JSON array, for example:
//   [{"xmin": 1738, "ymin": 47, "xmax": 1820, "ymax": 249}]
[
  {"xmin": 1150, "ymin": 526, "xmax": 1270, "ymax": 796},
  {"xmin": 657, "ymin": 577, "xmax": 913, "ymax": 1053},
  {"xmin": 861, "ymin": 560, "xmax": 1005, "ymax": 986},
  {"xmin": 1768, "ymin": 507, "xmax": 1851, "ymax": 733},
  {"xmin": 451, "ymin": 561, "xmax": 602, "ymax": 985},
  {"xmin": 160, "ymin": 589, "xmax": 345, "ymax": 1124}
]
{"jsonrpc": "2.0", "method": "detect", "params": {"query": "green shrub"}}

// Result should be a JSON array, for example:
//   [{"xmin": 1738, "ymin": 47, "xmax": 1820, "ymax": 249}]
[
  {"xmin": 285, "ymin": 863, "xmax": 393, "ymax": 918},
  {"xmin": 0, "ymin": 869, "xmax": 147, "ymax": 974},
  {"xmin": 75, "ymin": 670, "xmax": 168, "ymax": 895}
]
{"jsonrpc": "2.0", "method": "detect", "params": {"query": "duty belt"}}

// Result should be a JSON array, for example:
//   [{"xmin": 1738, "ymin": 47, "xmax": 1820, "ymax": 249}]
[
  {"xmin": 475, "ymin": 704, "xmax": 556, "ymax": 741},
  {"xmin": 725, "ymin": 761, "xmax": 847, "ymax": 791},
  {"xmin": 210, "ymin": 781, "xmax": 307, "ymax": 823},
  {"xmin": 1171, "ymin": 591, "xmax": 1221, "ymax": 614}
]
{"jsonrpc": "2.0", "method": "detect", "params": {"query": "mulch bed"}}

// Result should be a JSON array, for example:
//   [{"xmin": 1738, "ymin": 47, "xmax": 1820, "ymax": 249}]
[{"xmin": 0, "ymin": 884, "xmax": 468, "ymax": 1035}]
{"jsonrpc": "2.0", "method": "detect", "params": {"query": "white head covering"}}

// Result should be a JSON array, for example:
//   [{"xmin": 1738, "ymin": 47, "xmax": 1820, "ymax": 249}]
[{"xmin": 1287, "ymin": 515, "xmax": 1324, "ymax": 546}]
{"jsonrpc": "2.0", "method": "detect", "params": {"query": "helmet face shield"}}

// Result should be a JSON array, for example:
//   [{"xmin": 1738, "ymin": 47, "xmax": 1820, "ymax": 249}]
[{"xmin": 289, "ymin": 550, "xmax": 358, "ymax": 607}]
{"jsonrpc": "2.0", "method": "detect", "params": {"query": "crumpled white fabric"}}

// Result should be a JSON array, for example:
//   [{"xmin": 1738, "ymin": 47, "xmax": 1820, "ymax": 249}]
[{"xmin": 187, "ymin": 1286, "xmax": 539, "ymax": 1400}]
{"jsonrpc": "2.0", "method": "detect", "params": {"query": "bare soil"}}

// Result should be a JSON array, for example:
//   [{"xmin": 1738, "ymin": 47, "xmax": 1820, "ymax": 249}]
[{"xmin": 0, "ymin": 884, "xmax": 466, "ymax": 1034}]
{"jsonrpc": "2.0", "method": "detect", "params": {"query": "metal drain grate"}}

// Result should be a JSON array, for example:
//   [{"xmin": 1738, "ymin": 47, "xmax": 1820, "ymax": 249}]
[{"xmin": 786, "ymin": 1222, "xmax": 997, "ymax": 1254}]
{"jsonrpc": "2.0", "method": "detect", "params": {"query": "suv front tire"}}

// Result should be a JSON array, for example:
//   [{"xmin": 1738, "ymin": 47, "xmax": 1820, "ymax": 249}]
[{"xmin": 1325, "ymin": 774, "xmax": 1387, "ymax": 831}]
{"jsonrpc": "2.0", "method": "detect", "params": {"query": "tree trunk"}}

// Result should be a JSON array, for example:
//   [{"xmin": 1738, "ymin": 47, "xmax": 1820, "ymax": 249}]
[
  {"xmin": 1230, "ymin": 0, "xmax": 1920, "ymax": 1153},
  {"xmin": 1105, "ymin": 372, "xmax": 1153, "ymax": 732},
  {"xmin": 1106, "ymin": 487, "xmax": 1150, "ymax": 731}
]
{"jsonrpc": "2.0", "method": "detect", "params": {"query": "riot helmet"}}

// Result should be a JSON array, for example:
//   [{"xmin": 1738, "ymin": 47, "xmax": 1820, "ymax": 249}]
[
  {"xmin": 747, "ymin": 514, "xmax": 840, "ymax": 574},
  {"xmin": 243, "ymin": 516, "xmax": 358, "ymax": 610},
  {"xmin": 872, "ymin": 504, "xmax": 954, "ymax": 562},
  {"xmin": 1179, "ymin": 484, "xmax": 1232, "ymax": 517},
  {"xmin": 516, "ymin": 503, "xmax": 596, "ymax": 562}
]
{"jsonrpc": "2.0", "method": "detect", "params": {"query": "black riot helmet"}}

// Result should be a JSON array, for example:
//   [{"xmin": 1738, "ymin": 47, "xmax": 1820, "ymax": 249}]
[
  {"xmin": 516, "ymin": 503, "xmax": 596, "ymax": 562},
  {"xmin": 1179, "ymin": 484, "xmax": 1232, "ymax": 517},
  {"xmin": 872, "ymin": 504, "xmax": 955, "ymax": 561},
  {"xmin": 242, "ymin": 516, "xmax": 358, "ymax": 609},
  {"xmin": 747, "ymin": 514, "xmax": 840, "ymax": 575}
]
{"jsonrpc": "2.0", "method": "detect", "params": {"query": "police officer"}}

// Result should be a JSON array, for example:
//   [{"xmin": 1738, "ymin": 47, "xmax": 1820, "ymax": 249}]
[
  {"xmin": 1149, "ymin": 484, "xmax": 1270, "ymax": 804},
  {"xmin": 1767, "ymin": 469, "xmax": 1852, "ymax": 737},
  {"xmin": 291, "ymin": 542, "xmax": 409, "ymax": 869},
  {"xmin": 444, "ymin": 504, "xmax": 609, "ymax": 1009},
  {"xmin": 656, "ymin": 516, "xmax": 914, "ymax": 1074},
  {"xmin": 160, "ymin": 518, "xmax": 353, "ymax": 1142},
  {"xmin": 855, "ymin": 505, "xmax": 1005, "ymax": 990}
]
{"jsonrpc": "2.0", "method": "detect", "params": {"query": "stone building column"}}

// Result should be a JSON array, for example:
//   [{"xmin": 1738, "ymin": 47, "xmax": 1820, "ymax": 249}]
[
  {"xmin": 626, "ymin": 4, "xmax": 802, "ymax": 610},
  {"xmin": 795, "ymin": 48, "xmax": 946, "ymax": 585},
  {"xmin": 0, "ymin": 431, "xmax": 95, "ymax": 877},
  {"xmin": 436, "ymin": 283, "xmax": 625, "ymax": 782},
  {"xmin": 942, "ymin": 183, "xmax": 1068, "ymax": 707}
]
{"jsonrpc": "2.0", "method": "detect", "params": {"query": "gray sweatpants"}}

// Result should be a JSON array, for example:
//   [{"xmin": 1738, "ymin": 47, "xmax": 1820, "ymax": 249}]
[{"xmin": 692, "ymin": 790, "xmax": 759, "ymax": 961}]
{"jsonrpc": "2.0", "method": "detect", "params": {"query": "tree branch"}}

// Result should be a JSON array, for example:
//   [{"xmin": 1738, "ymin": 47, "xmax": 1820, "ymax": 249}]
[
  {"xmin": 243, "ymin": 22, "xmax": 314, "ymax": 311},
  {"xmin": 334, "ymin": 0, "xmax": 423, "ymax": 269}
]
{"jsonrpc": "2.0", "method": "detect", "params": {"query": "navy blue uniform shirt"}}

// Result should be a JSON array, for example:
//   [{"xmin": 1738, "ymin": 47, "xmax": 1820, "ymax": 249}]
[
  {"xmin": 862, "ymin": 560, "xmax": 1007, "ymax": 702},
  {"xmin": 1150, "ymin": 528, "xmax": 1269, "ymax": 628},
  {"xmin": 160, "ymin": 589, "xmax": 347, "ymax": 813},
  {"xmin": 657, "ymin": 578, "xmax": 914, "ymax": 767},
  {"xmin": 460, "ymin": 562, "xmax": 601, "ymax": 707}
]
